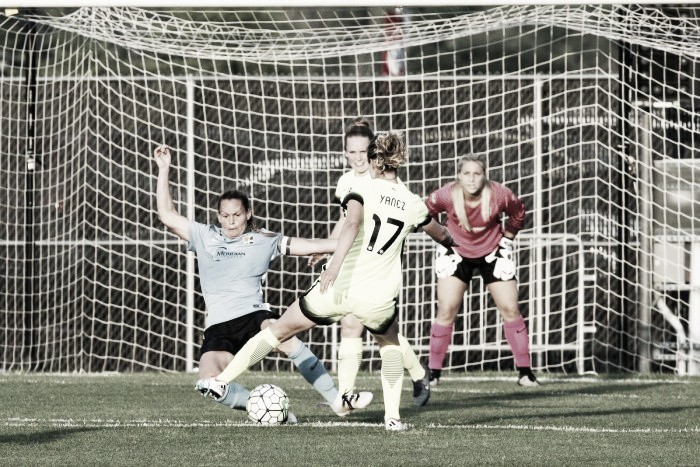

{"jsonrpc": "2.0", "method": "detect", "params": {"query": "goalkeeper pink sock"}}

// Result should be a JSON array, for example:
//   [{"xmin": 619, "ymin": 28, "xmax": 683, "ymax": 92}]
[
  {"xmin": 503, "ymin": 315, "xmax": 531, "ymax": 368},
  {"xmin": 429, "ymin": 322, "xmax": 453, "ymax": 370}
]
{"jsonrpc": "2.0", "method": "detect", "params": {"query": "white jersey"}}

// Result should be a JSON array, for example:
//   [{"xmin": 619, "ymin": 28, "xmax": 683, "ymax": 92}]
[
  {"xmin": 334, "ymin": 170, "xmax": 367, "ymax": 204},
  {"xmin": 334, "ymin": 170, "xmax": 403, "ymax": 205},
  {"xmin": 332, "ymin": 176, "xmax": 431, "ymax": 305}
]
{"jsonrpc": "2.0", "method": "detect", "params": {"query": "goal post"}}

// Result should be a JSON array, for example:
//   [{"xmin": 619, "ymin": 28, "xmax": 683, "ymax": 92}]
[{"xmin": 1, "ymin": 5, "xmax": 699, "ymax": 375}]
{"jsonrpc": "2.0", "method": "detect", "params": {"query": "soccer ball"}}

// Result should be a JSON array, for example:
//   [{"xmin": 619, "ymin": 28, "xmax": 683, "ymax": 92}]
[{"xmin": 246, "ymin": 383, "xmax": 289, "ymax": 425}]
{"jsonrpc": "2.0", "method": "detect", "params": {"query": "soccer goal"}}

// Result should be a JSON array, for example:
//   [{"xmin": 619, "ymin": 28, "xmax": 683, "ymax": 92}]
[{"xmin": 1, "ymin": 5, "xmax": 698, "ymax": 375}]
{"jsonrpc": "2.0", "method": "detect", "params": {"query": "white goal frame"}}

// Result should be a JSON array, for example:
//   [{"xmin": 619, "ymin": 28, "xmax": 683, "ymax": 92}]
[{"xmin": 3, "ymin": 5, "xmax": 700, "ymax": 376}]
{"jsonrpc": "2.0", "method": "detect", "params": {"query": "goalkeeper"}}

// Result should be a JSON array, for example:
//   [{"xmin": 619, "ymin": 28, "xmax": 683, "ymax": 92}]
[
  {"xmin": 426, "ymin": 155, "xmax": 539, "ymax": 387},
  {"xmin": 153, "ymin": 144, "xmax": 367, "ymax": 421}
]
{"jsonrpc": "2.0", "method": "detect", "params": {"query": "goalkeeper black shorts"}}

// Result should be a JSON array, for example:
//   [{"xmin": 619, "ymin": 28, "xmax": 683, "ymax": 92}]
[
  {"xmin": 453, "ymin": 254, "xmax": 514, "ymax": 285},
  {"xmin": 199, "ymin": 310, "xmax": 280, "ymax": 357}
]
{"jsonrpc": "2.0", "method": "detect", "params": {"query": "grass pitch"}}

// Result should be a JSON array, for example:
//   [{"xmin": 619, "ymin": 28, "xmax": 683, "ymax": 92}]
[{"xmin": 1, "ymin": 372, "xmax": 698, "ymax": 466}]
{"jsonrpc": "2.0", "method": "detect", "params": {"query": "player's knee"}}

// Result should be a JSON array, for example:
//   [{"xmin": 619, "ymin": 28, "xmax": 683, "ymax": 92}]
[
  {"xmin": 436, "ymin": 303, "xmax": 459, "ymax": 324},
  {"xmin": 500, "ymin": 307, "xmax": 521, "ymax": 321},
  {"xmin": 340, "ymin": 320, "xmax": 364, "ymax": 338},
  {"xmin": 260, "ymin": 318, "xmax": 276, "ymax": 329}
]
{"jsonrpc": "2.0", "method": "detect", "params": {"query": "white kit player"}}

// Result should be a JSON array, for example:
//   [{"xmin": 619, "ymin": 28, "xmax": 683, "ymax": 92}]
[{"xmin": 309, "ymin": 118, "xmax": 431, "ymax": 407}]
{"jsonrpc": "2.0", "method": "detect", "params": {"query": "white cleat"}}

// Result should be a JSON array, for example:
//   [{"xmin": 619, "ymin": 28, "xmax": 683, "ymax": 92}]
[
  {"xmin": 517, "ymin": 373, "xmax": 541, "ymax": 387},
  {"xmin": 330, "ymin": 391, "xmax": 374, "ymax": 417},
  {"xmin": 385, "ymin": 418, "xmax": 408, "ymax": 432},
  {"xmin": 194, "ymin": 378, "xmax": 228, "ymax": 400},
  {"xmin": 285, "ymin": 412, "xmax": 298, "ymax": 424}
]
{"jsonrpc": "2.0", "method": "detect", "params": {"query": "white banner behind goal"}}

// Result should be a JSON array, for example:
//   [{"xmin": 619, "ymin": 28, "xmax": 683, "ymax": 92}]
[{"xmin": 1, "ymin": 5, "xmax": 699, "ymax": 375}]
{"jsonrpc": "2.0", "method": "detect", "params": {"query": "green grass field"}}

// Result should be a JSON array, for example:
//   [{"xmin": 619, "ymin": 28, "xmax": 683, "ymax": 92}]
[{"xmin": 2, "ymin": 371, "xmax": 699, "ymax": 466}]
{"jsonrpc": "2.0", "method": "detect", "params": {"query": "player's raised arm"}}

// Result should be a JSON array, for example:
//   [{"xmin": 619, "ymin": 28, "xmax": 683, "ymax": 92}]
[{"xmin": 154, "ymin": 145, "xmax": 189, "ymax": 241}]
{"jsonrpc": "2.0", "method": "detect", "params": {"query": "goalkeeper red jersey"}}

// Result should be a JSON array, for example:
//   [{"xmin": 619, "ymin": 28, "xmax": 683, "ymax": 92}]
[{"xmin": 425, "ymin": 181, "xmax": 526, "ymax": 258}]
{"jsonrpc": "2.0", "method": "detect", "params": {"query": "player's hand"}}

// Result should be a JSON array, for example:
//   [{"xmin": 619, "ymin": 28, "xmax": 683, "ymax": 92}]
[
  {"xmin": 308, "ymin": 253, "xmax": 330, "ymax": 268},
  {"xmin": 434, "ymin": 244, "xmax": 462, "ymax": 279},
  {"xmin": 484, "ymin": 237, "xmax": 516, "ymax": 281},
  {"xmin": 154, "ymin": 144, "xmax": 171, "ymax": 169},
  {"xmin": 319, "ymin": 265, "xmax": 339, "ymax": 293}
]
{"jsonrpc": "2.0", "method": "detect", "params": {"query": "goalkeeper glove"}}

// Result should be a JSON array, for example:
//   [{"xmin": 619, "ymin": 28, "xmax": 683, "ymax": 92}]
[
  {"xmin": 484, "ymin": 237, "xmax": 516, "ymax": 281},
  {"xmin": 434, "ymin": 244, "xmax": 462, "ymax": 278}
]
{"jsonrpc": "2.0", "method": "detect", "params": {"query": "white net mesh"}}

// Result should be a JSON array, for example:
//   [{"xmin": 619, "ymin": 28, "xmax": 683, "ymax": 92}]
[{"xmin": 1, "ymin": 5, "xmax": 699, "ymax": 374}]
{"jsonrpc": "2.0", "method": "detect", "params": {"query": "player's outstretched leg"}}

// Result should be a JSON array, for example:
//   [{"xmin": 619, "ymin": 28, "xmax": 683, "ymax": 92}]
[
  {"xmin": 195, "ymin": 379, "xmax": 249, "ymax": 409},
  {"xmin": 282, "ymin": 337, "xmax": 338, "ymax": 404},
  {"xmin": 217, "ymin": 327, "xmax": 280, "ymax": 383}
]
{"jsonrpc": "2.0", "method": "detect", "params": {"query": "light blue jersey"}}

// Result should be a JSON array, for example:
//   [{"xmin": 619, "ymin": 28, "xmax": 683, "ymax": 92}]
[{"xmin": 188, "ymin": 221, "xmax": 289, "ymax": 328}]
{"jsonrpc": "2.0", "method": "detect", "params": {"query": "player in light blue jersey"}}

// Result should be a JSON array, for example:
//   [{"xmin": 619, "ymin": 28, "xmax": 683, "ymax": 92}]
[
  {"xmin": 153, "ymin": 144, "xmax": 372, "ymax": 421},
  {"xmin": 204, "ymin": 132, "xmax": 455, "ymax": 431}
]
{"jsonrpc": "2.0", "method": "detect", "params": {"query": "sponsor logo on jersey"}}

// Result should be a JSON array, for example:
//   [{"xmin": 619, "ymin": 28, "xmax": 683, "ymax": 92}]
[
  {"xmin": 214, "ymin": 247, "xmax": 245, "ymax": 259},
  {"xmin": 242, "ymin": 235, "xmax": 254, "ymax": 245}
]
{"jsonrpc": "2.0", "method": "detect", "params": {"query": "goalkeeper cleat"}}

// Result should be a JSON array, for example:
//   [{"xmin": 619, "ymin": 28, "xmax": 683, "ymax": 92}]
[
  {"xmin": 517, "ymin": 369, "xmax": 540, "ymax": 387},
  {"xmin": 412, "ymin": 362, "xmax": 431, "ymax": 407},
  {"xmin": 429, "ymin": 368, "xmax": 441, "ymax": 388},
  {"xmin": 385, "ymin": 418, "xmax": 408, "ymax": 432},
  {"xmin": 194, "ymin": 378, "xmax": 228, "ymax": 400},
  {"xmin": 330, "ymin": 391, "xmax": 374, "ymax": 417}
]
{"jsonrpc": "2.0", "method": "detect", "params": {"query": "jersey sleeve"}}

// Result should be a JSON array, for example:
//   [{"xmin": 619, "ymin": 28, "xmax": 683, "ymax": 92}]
[
  {"xmin": 341, "ymin": 191, "xmax": 364, "ymax": 210},
  {"xmin": 259, "ymin": 229, "xmax": 285, "ymax": 259},
  {"xmin": 187, "ymin": 221, "xmax": 209, "ymax": 253},
  {"xmin": 412, "ymin": 194, "xmax": 432, "ymax": 228},
  {"xmin": 493, "ymin": 182, "xmax": 527, "ymax": 234},
  {"xmin": 334, "ymin": 171, "xmax": 353, "ymax": 204},
  {"xmin": 340, "ymin": 176, "xmax": 367, "ymax": 209},
  {"xmin": 425, "ymin": 183, "xmax": 451, "ymax": 218}
]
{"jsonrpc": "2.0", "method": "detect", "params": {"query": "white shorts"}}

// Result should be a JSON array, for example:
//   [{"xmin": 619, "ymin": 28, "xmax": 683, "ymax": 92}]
[{"xmin": 299, "ymin": 281, "xmax": 398, "ymax": 334}]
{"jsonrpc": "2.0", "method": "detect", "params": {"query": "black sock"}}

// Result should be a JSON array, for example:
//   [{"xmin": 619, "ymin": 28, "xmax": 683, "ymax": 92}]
[{"xmin": 430, "ymin": 368, "xmax": 441, "ymax": 380}]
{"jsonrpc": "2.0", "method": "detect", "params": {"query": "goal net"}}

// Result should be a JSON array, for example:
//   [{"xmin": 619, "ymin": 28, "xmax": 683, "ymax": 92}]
[{"xmin": 1, "ymin": 5, "xmax": 698, "ymax": 375}]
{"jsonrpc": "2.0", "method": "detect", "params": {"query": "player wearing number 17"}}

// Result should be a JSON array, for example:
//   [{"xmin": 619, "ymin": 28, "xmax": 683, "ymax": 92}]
[{"xmin": 209, "ymin": 131, "xmax": 455, "ymax": 431}]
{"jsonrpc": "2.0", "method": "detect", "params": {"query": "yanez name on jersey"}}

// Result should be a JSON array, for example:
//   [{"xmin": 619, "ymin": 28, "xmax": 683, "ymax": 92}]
[{"xmin": 379, "ymin": 194, "xmax": 406, "ymax": 211}]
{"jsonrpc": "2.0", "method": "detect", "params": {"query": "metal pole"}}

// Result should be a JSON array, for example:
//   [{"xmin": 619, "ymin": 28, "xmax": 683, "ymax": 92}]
[
  {"xmin": 23, "ymin": 14, "xmax": 39, "ymax": 370},
  {"xmin": 532, "ymin": 77, "xmax": 545, "ymax": 368},
  {"xmin": 688, "ymin": 241, "xmax": 700, "ymax": 374},
  {"xmin": 636, "ymin": 108, "xmax": 653, "ymax": 373},
  {"xmin": 185, "ymin": 78, "xmax": 196, "ymax": 373}
]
